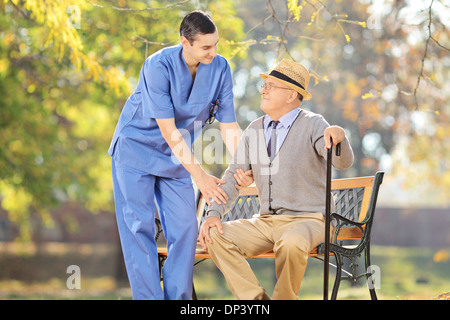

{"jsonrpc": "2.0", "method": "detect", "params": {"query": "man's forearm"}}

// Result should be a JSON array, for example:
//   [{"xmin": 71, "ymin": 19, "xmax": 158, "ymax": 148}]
[
  {"xmin": 206, "ymin": 164, "xmax": 242, "ymax": 219},
  {"xmin": 207, "ymin": 133, "xmax": 250, "ymax": 219}
]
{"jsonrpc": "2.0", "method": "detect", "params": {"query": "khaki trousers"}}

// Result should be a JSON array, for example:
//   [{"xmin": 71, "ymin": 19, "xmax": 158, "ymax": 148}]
[{"xmin": 207, "ymin": 213, "xmax": 327, "ymax": 300}]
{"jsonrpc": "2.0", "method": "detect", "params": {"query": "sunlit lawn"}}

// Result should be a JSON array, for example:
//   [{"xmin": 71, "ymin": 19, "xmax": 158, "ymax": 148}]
[
  {"xmin": 193, "ymin": 245, "xmax": 450, "ymax": 300},
  {"xmin": 0, "ymin": 244, "xmax": 448, "ymax": 300}
]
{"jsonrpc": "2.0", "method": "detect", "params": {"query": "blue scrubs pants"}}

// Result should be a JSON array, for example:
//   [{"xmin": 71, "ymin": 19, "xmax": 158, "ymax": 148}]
[{"xmin": 111, "ymin": 160, "xmax": 198, "ymax": 299}]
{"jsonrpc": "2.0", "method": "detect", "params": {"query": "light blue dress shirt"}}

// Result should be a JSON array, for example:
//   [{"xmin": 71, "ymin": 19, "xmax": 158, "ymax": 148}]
[
  {"xmin": 264, "ymin": 107, "xmax": 301, "ymax": 155},
  {"xmin": 108, "ymin": 44, "xmax": 236, "ymax": 178}
]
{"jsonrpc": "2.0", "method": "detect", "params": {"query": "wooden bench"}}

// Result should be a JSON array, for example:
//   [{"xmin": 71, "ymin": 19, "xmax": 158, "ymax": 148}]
[{"xmin": 157, "ymin": 171, "xmax": 384, "ymax": 300}]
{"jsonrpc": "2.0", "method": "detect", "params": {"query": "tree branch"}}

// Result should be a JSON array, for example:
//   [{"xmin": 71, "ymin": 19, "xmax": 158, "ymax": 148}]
[
  {"xmin": 8, "ymin": 0, "xmax": 33, "ymax": 22},
  {"xmin": 412, "ymin": 0, "xmax": 450, "ymax": 110},
  {"xmin": 87, "ymin": 0, "xmax": 189, "ymax": 12}
]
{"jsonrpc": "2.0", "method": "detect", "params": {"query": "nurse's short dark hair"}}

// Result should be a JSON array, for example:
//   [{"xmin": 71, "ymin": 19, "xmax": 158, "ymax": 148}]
[{"xmin": 180, "ymin": 10, "xmax": 217, "ymax": 44}]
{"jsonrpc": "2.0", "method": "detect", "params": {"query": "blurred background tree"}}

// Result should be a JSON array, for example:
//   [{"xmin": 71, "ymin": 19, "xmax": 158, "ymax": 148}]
[
  {"xmin": 0, "ymin": 0, "xmax": 245, "ymax": 240},
  {"xmin": 227, "ymin": 0, "xmax": 449, "ymax": 206},
  {"xmin": 0, "ymin": 0, "xmax": 448, "ymax": 241}
]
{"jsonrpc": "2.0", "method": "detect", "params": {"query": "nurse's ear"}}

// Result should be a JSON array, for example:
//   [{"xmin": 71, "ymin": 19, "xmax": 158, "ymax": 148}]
[{"xmin": 180, "ymin": 36, "xmax": 193, "ymax": 49}]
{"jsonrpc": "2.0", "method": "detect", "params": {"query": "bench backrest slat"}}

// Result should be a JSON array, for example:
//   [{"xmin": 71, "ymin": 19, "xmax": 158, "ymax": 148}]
[{"xmin": 331, "ymin": 177, "xmax": 374, "ymax": 223}]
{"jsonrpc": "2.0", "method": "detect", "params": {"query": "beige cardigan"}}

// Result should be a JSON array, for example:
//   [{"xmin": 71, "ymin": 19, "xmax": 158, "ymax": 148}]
[{"xmin": 207, "ymin": 109, "xmax": 354, "ymax": 219}]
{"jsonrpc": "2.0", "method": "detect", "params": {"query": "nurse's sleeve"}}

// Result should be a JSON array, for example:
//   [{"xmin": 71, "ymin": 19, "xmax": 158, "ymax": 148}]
[
  {"xmin": 140, "ymin": 58, "xmax": 175, "ymax": 119},
  {"xmin": 215, "ymin": 60, "xmax": 236, "ymax": 124}
]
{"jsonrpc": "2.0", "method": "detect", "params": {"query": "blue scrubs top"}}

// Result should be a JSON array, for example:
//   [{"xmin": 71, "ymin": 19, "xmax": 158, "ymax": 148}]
[{"xmin": 108, "ymin": 44, "xmax": 236, "ymax": 178}]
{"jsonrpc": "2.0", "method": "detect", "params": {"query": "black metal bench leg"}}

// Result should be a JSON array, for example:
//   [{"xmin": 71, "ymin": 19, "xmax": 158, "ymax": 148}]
[
  {"xmin": 365, "ymin": 246, "xmax": 378, "ymax": 300},
  {"xmin": 159, "ymin": 254, "xmax": 198, "ymax": 300},
  {"xmin": 191, "ymin": 283, "xmax": 198, "ymax": 300},
  {"xmin": 158, "ymin": 254, "xmax": 166, "ymax": 281},
  {"xmin": 331, "ymin": 253, "xmax": 343, "ymax": 300}
]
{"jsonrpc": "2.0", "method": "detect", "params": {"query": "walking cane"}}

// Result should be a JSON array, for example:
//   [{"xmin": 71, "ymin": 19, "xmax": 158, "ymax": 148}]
[{"xmin": 324, "ymin": 138, "xmax": 340, "ymax": 300}]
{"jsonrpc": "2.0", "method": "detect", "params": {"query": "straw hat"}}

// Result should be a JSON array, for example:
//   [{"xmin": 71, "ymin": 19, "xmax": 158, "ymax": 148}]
[{"xmin": 260, "ymin": 59, "xmax": 312, "ymax": 100}]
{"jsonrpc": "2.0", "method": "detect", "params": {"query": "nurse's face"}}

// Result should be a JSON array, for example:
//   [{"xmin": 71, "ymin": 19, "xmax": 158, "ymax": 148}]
[{"xmin": 181, "ymin": 31, "xmax": 219, "ymax": 66}]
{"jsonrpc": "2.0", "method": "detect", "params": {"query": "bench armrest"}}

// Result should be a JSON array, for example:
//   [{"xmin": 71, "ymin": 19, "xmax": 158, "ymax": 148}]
[
  {"xmin": 330, "ymin": 212, "xmax": 365, "ymax": 227},
  {"xmin": 330, "ymin": 212, "xmax": 365, "ymax": 244}
]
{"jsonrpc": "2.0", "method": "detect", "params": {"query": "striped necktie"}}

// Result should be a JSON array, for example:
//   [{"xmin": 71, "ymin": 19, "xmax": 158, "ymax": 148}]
[{"xmin": 267, "ymin": 120, "xmax": 280, "ymax": 161}]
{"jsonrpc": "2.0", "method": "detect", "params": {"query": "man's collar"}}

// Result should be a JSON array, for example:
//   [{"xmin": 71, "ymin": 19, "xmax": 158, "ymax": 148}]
[{"xmin": 264, "ymin": 107, "xmax": 301, "ymax": 129}]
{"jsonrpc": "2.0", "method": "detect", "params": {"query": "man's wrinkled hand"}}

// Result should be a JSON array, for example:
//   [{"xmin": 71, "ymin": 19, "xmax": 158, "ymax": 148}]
[
  {"xmin": 198, "ymin": 216, "xmax": 223, "ymax": 251},
  {"xmin": 234, "ymin": 169, "xmax": 254, "ymax": 190},
  {"xmin": 324, "ymin": 126, "xmax": 346, "ymax": 149}
]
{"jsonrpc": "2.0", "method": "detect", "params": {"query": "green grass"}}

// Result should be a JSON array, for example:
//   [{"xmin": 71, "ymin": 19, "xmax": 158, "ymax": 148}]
[
  {"xmin": 192, "ymin": 245, "xmax": 450, "ymax": 300},
  {"xmin": 0, "ymin": 244, "xmax": 448, "ymax": 300}
]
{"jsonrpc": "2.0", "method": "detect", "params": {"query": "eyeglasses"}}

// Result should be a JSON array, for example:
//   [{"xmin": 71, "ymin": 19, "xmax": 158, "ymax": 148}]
[
  {"xmin": 206, "ymin": 100, "xmax": 219, "ymax": 124},
  {"xmin": 260, "ymin": 83, "xmax": 292, "ymax": 92}
]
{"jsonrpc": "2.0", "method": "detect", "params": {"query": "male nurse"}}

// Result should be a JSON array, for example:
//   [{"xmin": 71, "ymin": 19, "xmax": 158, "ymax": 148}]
[{"xmin": 108, "ymin": 10, "xmax": 251, "ymax": 299}]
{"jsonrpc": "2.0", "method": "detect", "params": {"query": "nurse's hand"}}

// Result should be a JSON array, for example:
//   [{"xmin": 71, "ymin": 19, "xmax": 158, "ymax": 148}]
[{"xmin": 195, "ymin": 171, "xmax": 228, "ymax": 206}]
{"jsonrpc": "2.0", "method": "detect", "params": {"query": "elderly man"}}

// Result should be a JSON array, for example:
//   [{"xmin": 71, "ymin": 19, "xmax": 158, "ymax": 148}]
[{"xmin": 198, "ymin": 59, "xmax": 354, "ymax": 300}]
